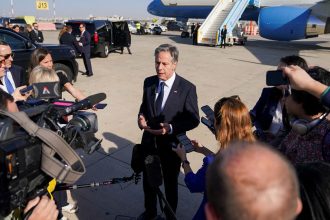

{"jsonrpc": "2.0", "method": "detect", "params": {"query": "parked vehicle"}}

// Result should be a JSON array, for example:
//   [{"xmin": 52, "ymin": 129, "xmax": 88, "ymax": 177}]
[
  {"xmin": 149, "ymin": 23, "xmax": 167, "ymax": 32},
  {"xmin": 0, "ymin": 17, "xmax": 27, "ymax": 29},
  {"xmin": 66, "ymin": 20, "xmax": 130, "ymax": 58},
  {"xmin": 54, "ymin": 22, "xmax": 65, "ymax": 30},
  {"xmin": 167, "ymin": 21, "xmax": 185, "ymax": 31},
  {"xmin": 0, "ymin": 27, "xmax": 78, "ymax": 82},
  {"xmin": 150, "ymin": 26, "xmax": 162, "ymax": 35}
]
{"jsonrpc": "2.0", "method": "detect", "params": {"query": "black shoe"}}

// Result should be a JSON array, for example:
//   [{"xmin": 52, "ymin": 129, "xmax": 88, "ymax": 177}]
[
  {"xmin": 82, "ymin": 72, "xmax": 88, "ymax": 75},
  {"xmin": 129, "ymin": 52, "xmax": 132, "ymax": 55},
  {"xmin": 87, "ymin": 74, "xmax": 93, "ymax": 77}
]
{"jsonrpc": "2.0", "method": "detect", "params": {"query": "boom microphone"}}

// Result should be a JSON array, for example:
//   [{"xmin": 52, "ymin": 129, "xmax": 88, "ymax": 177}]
[{"xmin": 57, "ymin": 93, "xmax": 106, "ymax": 117}]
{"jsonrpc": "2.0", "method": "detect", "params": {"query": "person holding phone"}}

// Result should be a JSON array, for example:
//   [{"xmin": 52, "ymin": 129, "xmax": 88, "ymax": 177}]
[
  {"xmin": 173, "ymin": 96, "xmax": 255, "ymax": 220},
  {"xmin": 250, "ymin": 55, "xmax": 308, "ymax": 144}
]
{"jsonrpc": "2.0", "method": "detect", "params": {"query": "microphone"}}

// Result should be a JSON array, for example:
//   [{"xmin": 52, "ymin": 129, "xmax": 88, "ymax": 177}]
[
  {"xmin": 57, "ymin": 93, "xmax": 106, "ymax": 117},
  {"xmin": 145, "ymin": 155, "xmax": 163, "ymax": 188}
]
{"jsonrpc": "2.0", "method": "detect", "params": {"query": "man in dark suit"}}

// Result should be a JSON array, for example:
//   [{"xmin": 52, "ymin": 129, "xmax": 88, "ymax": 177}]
[
  {"xmin": 78, "ymin": 23, "xmax": 93, "ymax": 77},
  {"xmin": 33, "ymin": 22, "xmax": 44, "ymax": 43},
  {"xmin": 220, "ymin": 25, "xmax": 227, "ymax": 48},
  {"xmin": 138, "ymin": 44, "xmax": 199, "ymax": 220},
  {"xmin": 0, "ymin": 40, "xmax": 28, "ymax": 101}
]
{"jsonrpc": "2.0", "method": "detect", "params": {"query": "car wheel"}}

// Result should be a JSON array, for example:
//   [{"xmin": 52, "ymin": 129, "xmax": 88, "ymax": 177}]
[
  {"xmin": 100, "ymin": 43, "xmax": 109, "ymax": 58},
  {"xmin": 53, "ymin": 63, "xmax": 73, "ymax": 83}
]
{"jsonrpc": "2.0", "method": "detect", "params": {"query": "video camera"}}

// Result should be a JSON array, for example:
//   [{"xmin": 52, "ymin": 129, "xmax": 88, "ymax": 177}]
[{"xmin": 0, "ymin": 83, "xmax": 106, "ymax": 216}]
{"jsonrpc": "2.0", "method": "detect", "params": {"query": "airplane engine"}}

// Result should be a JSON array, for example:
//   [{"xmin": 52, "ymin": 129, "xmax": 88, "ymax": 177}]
[{"xmin": 258, "ymin": 6, "xmax": 325, "ymax": 41}]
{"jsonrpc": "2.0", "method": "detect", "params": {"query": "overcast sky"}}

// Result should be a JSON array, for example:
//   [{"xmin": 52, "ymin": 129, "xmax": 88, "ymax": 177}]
[{"xmin": 1, "ymin": 0, "xmax": 154, "ymax": 19}]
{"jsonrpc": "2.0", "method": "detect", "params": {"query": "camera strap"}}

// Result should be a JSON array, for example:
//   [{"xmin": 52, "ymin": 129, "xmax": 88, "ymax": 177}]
[{"xmin": 0, "ymin": 110, "xmax": 86, "ymax": 184}]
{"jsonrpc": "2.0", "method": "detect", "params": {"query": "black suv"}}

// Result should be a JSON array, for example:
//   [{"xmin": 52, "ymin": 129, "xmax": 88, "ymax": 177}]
[
  {"xmin": 0, "ymin": 17, "xmax": 27, "ymax": 28},
  {"xmin": 0, "ymin": 27, "xmax": 78, "ymax": 82},
  {"xmin": 66, "ymin": 20, "xmax": 130, "ymax": 58}
]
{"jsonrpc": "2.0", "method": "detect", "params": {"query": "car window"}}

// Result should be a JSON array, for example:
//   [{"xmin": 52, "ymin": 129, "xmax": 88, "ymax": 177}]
[{"xmin": 0, "ymin": 32, "xmax": 26, "ymax": 49}]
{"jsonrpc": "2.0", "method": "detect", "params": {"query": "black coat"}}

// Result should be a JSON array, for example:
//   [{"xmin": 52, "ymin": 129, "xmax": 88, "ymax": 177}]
[
  {"xmin": 59, "ymin": 32, "xmax": 80, "ymax": 53},
  {"xmin": 80, "ymin": 31, "xmax": 91, "ymax": 55}
]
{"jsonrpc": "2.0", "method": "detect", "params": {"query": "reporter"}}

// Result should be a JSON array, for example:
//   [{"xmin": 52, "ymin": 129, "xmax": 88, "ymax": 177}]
[
  {"xmin": 173, "ymin": 96, "xmax": 255, "ymax": 220},
  {"xmin": 30, "ymin": 48, "xmax": 86, "ymax": 101}
]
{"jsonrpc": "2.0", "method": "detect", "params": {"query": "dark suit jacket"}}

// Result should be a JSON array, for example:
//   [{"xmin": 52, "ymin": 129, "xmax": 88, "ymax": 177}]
[
  {"xmin": 35, "ymin": 30, "xmax": 44, "ymax": 43},
  {"xmin": 80, "ymin": 31, "xmax": 91, "ymax": 55},
  {"xmin": 221, "ymin": 28, "xmax": 227, "ymax": 37},
  {"xmin": 139, "ymin": 74, "xmax": 200, "ymax": 152},
  {"xmin": 250, "ymin": 87, "xmax": 283, "ymax": 131},
  {"xmin": 60, "ymin": 32, "xmax": 80, "ymax": 53},
  {"xmin": 28, "ymin": 30, "xmax": 38, "ymax": 43},
  {"xmin": 9, "ymin": 65, "xmax": 25, "ymax": 87}
]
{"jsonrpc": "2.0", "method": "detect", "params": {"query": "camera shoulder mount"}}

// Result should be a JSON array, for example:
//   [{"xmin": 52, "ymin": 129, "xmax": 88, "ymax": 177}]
[{"xmin": 0, "ymin": 110, "xmax": 85, "ymax": 184}]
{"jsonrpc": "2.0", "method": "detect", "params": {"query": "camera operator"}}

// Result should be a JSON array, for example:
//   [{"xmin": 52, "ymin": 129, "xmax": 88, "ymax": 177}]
[
  {"xmin": 0, "ymin": 40, "xmax": 29, "ymax": 102},
  {"xmin": 0, "ymin": 90, "xmax": 59, "ymax": 220},
  {"xmin": 172, "ymin": 96, "xmax": 255, "ymax": 220}
]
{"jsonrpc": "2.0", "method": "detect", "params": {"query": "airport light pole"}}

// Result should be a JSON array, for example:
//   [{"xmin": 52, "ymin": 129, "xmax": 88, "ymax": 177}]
[
  {"xmin": 53, "ymin": 0, "xmax": 56, "ymax": 21},
  {"xmin": 11, "ymin": 0, "xmax": 14, "ymax": 17}
]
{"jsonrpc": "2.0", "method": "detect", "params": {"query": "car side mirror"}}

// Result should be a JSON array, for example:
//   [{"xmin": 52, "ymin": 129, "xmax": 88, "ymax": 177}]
[{"xmin": 25, "ymin": 41, "xmax": 32, "ymax": 49}]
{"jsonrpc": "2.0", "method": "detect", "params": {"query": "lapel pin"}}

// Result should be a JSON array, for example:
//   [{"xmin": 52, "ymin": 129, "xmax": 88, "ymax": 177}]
[{"xmin": 174, "ymin": 90, "xmax": 178, "ymax": 93}]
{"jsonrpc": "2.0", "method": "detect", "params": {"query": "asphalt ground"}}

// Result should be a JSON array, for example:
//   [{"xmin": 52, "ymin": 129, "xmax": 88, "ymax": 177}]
[{"xmin": 43, "ymin": 31, "xmax": 330, "ymax": 220}]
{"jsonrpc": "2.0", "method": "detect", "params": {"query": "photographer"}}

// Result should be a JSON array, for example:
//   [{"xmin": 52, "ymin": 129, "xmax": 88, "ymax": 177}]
[
  {"xmin": 279, "ymin": 66, "xmax": 330, "ymax": 164},
  {"xmin": 173, "ymin": 96, "xmax": 255, "ymax": 220},
  {"xmin": 250, "ymin": 55, "xmax": 308, "ymax": 143},
  {"xmin": 283, "ymin": 65, "xmax": 330, "ymax": 108}
]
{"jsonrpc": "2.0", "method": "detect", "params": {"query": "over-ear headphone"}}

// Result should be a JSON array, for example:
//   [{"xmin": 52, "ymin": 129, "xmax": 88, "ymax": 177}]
[{"xmin": 291, "ymin": 112, "xmax": 329, "ymax": 135}]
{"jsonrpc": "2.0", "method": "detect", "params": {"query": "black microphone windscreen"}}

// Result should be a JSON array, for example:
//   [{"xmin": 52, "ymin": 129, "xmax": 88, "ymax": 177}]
[
  {"xmin": 87, "ymin": 93, "xmax": 106, "ymax": 106},
  {"xmin": 145, "ymin": 155, "xmax": 163, "ymax": 188}
]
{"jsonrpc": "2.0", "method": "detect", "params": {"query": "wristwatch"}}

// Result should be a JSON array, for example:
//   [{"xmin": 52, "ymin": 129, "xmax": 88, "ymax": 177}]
[{"xmin": 181, "ymin": 160, "xmax": 190, "ymax": 168}]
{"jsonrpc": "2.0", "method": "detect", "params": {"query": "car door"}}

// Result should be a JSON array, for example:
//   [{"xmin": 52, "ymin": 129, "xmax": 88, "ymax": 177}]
[{"xmin": 0, "ymin": 28, "xmax": 36, "ymax": 72}]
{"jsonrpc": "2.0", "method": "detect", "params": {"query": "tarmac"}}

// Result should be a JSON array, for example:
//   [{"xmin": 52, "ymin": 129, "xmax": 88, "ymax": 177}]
[{"xmin": 43, "ymin": 31, "xmax": 330, "ymax": 220}]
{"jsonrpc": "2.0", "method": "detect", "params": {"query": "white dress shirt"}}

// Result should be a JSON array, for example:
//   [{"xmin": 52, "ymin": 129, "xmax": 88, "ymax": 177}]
[
  {"xmin": 156, "ymin": 72, "xmax": 176, "ymax": 111},
  {"xmin": 0, "ymin": 69, "xmax": 16, "ymax": 94}
]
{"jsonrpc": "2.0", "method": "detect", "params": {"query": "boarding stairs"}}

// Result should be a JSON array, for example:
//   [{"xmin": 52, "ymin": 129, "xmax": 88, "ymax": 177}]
[{"xmin": 197, "ymin": 0, "xmax": 257, "ymax": 45}]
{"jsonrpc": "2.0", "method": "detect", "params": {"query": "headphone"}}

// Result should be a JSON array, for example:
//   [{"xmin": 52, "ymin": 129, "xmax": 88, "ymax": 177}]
[{"xmin": 291, "ymin": 111, "xmax": 329, "ymax": 135}]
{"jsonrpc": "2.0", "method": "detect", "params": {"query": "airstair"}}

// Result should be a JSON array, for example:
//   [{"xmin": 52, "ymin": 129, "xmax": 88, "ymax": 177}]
[{"xmin": 197, "ymin": 0, "xmax": 254, "ymax": 45}]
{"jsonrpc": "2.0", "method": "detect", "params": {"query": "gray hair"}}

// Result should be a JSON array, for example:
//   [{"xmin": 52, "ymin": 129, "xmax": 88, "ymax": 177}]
[{"xmin": 154, "ymin": 44, "xmax": 179, "ymax": 63}]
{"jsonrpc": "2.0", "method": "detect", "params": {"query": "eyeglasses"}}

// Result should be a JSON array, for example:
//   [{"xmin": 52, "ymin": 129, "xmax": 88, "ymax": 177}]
[
  {"xmin": 1, "ymin": 53, "xmax": 14, "ymax": 60},
  {"xmin": 34, "ymin": 26, "xmax": 38, "ymax": 28},
  {"xmin": 79, "ymin": 26, "xmax": 84, "ymax": 29}
]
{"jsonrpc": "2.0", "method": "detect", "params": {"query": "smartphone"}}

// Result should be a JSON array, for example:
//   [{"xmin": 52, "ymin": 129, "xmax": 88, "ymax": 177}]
[
  {"xmin": 176, "ymin": 134, "xmax": 194, "ymax": 153},
  {"xmin": 201, "ymin": 105, "xmax": 215, "ymax": 122},
  {"xmin": 201, "ymin": 117, "xmax": 215, "ymax": 134},
  {"xmin": 19, "ymin": 85, "xmax": 33, "ymax": 94},
  {"xmin": 95, "ymin": 103, "xmax": 107, "ymax": 109},
  {"xmin": 266, "ymin": 70, "xmax": 289, "ymax": 86}
]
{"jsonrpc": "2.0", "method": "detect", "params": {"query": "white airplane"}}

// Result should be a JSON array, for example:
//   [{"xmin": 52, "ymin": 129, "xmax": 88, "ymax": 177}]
[{"xmin": 147, "ymin": 0, "xmax": 330, "ymax": 41}]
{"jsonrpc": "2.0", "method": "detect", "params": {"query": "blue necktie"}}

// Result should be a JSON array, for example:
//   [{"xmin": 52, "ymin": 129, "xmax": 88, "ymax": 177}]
[
  {"xmin": 155, "ymin": 82, "xmax": 164, "ymax": 116},
  {"xmin": 4, "ymin": 71, "xmax": 14, "ymax": 95}
]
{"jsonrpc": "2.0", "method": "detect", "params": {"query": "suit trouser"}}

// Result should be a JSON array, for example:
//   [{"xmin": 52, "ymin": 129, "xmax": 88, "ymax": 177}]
[
  {"xmin": 82, "ymin": 52, "xmax": 93, "ymax": 74},
  {"xmin": 220, "ymin": 37, "xmax": 226, "ymax": 48},
  {"xmin": 143, "ymin": 149, "xmax": 181, "ymax": 220}
]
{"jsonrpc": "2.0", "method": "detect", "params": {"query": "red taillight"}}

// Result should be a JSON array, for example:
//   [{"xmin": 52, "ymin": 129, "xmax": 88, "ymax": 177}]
[{"xmin": 94, "ymin": 32, "xmax": 99, "ymax": 43}]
